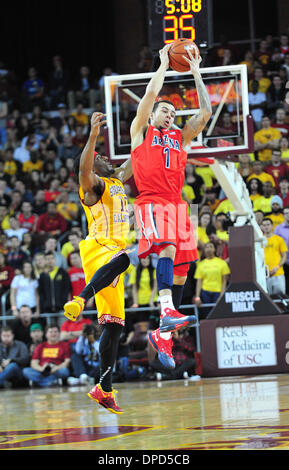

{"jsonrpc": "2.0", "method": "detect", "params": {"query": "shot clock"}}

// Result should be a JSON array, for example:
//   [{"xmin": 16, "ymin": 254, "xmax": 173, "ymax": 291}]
[{"xmin": 148, "ymin": 0, "xmax": 210, "ymax": 50}]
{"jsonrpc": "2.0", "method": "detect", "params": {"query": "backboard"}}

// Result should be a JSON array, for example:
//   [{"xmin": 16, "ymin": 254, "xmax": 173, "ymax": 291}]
[{"xmin": 104, "ymin": 64, "xmax": 253, "ymax": 162}]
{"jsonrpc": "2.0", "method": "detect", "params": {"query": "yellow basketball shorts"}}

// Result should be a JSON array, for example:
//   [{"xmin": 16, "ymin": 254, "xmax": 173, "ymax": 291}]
[{"xmin": 79, "ymin": 238, "xmax": 126, "ymax": 326}]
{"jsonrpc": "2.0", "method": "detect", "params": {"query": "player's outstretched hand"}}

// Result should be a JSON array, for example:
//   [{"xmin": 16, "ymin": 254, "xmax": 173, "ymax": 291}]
[
  {"xmin": 183, "ymin": 45, "xmax": 202, "ymax": 75},
  {"xmin": 90, "ymin": 112, "xmax": 107, "ymax": 138},
  {"xmin": 159, "ymin": 44, "xmax": 170, "ymax": 70}
]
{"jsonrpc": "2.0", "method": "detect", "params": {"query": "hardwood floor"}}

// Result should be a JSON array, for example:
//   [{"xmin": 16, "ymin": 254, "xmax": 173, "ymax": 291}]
[{"xmin": 1, "ymin": 373, "xmax": 289, "ymax": 450}]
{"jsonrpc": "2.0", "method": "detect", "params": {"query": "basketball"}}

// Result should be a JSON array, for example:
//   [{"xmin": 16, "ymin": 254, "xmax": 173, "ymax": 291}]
[{"xmin": 168, "ymin": 38, "xmax": 200, "ymax": 73}]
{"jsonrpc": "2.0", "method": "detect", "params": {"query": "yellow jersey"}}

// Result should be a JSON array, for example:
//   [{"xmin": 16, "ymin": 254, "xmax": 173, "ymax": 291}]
[
  {"xmin": 253, "ymin": 196, "xmax": 273, "ymax": 214},
  {"xmin": 182, "ymin": 184, "xmax": 196, "ymax": 203},
  {"xmin": 214, "ymin": 199, "xmax": 234, "ymax": 215},
  {"xmin": 249, "ymin": 77, "xmax": 271, "ymax": 94},
  {"xmin": 79, "ymin": 177, "xmax": 129, "ymax": 249},
  {"xmin": 56, "ymin": 201, "xmax": 79, "ymax": 221},
  {"xmin": 250, "ymin": 194, "xmax": 262, "ymax": 202},
  {"xmin": 71, "ymin": 112, "xmax": 89, "ymax": 126},
  {"xmin": 264, "ymin": 234, "xmax": 287, "ymax": 277},
  {"xmin": 254, "ymin": 127, "xmax": 281, "ymax": 162},
  {"xmin": 267, "ymin": 213, "xmax": 285, "ymax": 230},
  {"xmin": 195, "ymin": 166, "xmax": 215, "ymax": 189},
  {"xmin": 4, "ymin": 161, "xmax": 17, "ymax": 176},
  {"xmin": 61, "ymin": 241, "xmax": 74, "ymax": 259},
  {"xmin": 22, "ymin": 160, "xmax": 43, "ymax": 173},
  {"xmin": 216, "ymin": 230, "xmax": 229, "ymax": 242},
  {"xmin": 197, "ymin": 226, "xmax": 210, "ymax": 245},
  {"xmin": 194, "ymin": 257, "xmax": 231, "ymax": 292},
  {"xmin": 281, "ymin": 149, "xmax": 289, "ymax": 166},
  {"xmin": 129, "ymin": 266, "xmax": 157, "ymax": 305}
]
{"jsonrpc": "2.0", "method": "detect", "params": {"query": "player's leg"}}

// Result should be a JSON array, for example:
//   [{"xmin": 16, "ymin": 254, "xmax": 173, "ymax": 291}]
[
  {"xmin": 172, "ymin": 275, "xmax": 187, "ymax": 309},
  {"xmin": 64, "ymin": 252, "xmax": 130, "ymax": 321},
  {"xmin": 87, "ymin": 322, "xmax": 124, "ymax": 414},
  {"xmin": 78, "ymin": 253, "xmax": 129, "ymax": 302},
  {"xmin": 149, "ymin": 264, "xmax": 198, "ymax": 369},
  {"xmin": 88, "ymin": 274, "xmax": 125, "ymax": 414},
  {"xmin": 157, "ymin": 253, "xmax": 197, "ymax": 332},
  {"xmin": 98, "ymin": 323, "xmax": 123, "ymax": 392},
  {"xmin": 157, "ymin": 244, "xmax": 176, "ymax": 314},
  {"xmin": 147, "ymin": 244, "xmax": 176, "ymax": 369},
  {"xmin": 146, "ymin": 205, "xmax": 197, "ymax": 368},
  {"xmin": 142, "ymin": 200, "xmax": 196, "ymax": 329},
  {"xmin": 159, "ymin": 207, "xmax": 198, "ymax": 332}
]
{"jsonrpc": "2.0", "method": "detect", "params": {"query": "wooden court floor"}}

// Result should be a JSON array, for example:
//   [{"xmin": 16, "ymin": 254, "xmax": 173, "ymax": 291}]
[{"xmin": 1, "ymin": 373, "xmax": 289, "ymax": 451}]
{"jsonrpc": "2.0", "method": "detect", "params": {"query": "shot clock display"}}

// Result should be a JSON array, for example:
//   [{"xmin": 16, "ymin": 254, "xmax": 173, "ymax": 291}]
[{"xmin": 148, "ymin": 0, "xmax": 209, "ymax": 50}]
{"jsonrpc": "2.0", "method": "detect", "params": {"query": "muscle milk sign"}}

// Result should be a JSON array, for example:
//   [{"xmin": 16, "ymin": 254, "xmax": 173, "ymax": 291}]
[
  {"xmin": 207, "ymin": 282, "xmax": 281, "ymax": 319},
  {"xmin": 225, "ymin": 290, "xmax": 260, "ymax": 313}
]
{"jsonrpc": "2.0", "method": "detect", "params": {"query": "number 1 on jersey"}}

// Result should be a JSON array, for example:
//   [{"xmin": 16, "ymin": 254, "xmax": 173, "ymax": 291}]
[
  {"xmin": 118, "ymin": 195, "xmax": 128, "ymax": 213},
  {"xmin": 164, "ymin": 147, "xmax": 170, "ymax": 168}
]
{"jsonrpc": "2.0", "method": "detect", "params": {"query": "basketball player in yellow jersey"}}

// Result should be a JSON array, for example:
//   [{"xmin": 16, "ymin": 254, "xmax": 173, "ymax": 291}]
[{"xmin": 64, "ymin": 112, "xmax": 132, "ymax": 414}]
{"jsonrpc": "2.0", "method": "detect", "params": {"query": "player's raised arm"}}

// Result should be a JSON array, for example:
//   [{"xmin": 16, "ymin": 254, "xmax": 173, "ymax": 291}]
[
  {"xmin": 181, "ymin": 46, "xmax": 212, "ymax": 148},
  {"xmin": 130, "ymin": 45, "xmax": 170, "ymax": 150},
  {"xmin": 79, "ymin": 112, "xmax": 106, "ymax": 194}
]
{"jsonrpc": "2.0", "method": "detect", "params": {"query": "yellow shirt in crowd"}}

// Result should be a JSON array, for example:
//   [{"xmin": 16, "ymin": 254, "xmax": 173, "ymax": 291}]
[
  {"xmin": 129, "ymin": 266, "xmax": 157, "ymax": 305},
  {"xmin": 214, "ymin": 199, "xmax": 234, "ymax": 215},
  {"xmin": 195, "ymin": 166, "xmax": 215, "ymax": 189},
  {"xmin": 182, "ymin": 184, "xmax": 196, "ymax": 203},
  {"xmin": 264, "ymin": 234, "xmax": 287, "ymax": 277},
  {"xmin": 1, "ymin": 215, "xmax": 10, "ymax": 230},
  {"xmin": 48, "ymin": 267, "xmax": 59, "ymax": 280},
  {"xmin": 71, "ymin": 112, "xmax": 89, "ymax": 126},
  {"xmin": 61, "ymin": 241, "xmax": 74, "ymax": 259},
  {"xmin": 56, "ymin": 202, "xmax": 79, "ymax": 221},
  {"xmin": 253, "ymin": 196, "xmax": 273, "ymax": 214},
  {"xmin": 194, "ymin": 257, "xmax": 231, "ymax": 292},
  {"xmin": 249, "ymin": 77, "xmax": 272, "ymax": 94},
  {"xmin": 4, "ymin": 161, "xmax": 17, "ymax": 176},
  {"xmin": 254, "ymin": 127, "xmax": 281, "ymax": 162},
  {"xmin": 22, "ymin": 160, "xmax": 43, "ymax": 173},
  {"xmin": 281, "ymin": 149, "xmax": 289, "ymax": 166},
  {"xmin": 267, "ymin": 213, "xmax": 285, "ymax": 230},
  {"xmin": 197, "ymin": 226, "xmax": 210, "ymax": 245},
  {"xmin": 216, "ymin": 230, "xmax": 229, "ymax": 242},
  {"xmin": 250, "ymin": 194, "xmax": 262, "ymax": 203}
]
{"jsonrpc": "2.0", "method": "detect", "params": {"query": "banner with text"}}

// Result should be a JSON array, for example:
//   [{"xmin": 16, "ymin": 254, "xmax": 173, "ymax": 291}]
[{"xmin": 216, "ymin": 324, "xmax": 277, "ymax": 369}]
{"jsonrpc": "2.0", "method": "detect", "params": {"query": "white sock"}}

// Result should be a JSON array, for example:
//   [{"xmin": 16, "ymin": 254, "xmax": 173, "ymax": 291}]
[
  {"xmin": 160, "ymin": 295, "xmax": 175, "ymax": 315},
  {"xmin": 159, "ymin": 332, "xmax": 172, "ymax": 340}
]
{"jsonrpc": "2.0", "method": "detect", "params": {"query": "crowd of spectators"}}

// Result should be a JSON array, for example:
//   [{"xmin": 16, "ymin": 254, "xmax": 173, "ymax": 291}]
[{"xmin": 1, "ymin": 31, "xmax": 289, "ymax": 388}]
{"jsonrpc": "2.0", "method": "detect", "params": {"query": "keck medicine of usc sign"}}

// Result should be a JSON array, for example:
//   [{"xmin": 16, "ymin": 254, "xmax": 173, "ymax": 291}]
[
  {"xmin": 216, "ymin": 324, "xmax": 277, "ymax": 369},
  {"xmin": 200, "ymin": 315, "xmax": 289, "ymax": 377}
]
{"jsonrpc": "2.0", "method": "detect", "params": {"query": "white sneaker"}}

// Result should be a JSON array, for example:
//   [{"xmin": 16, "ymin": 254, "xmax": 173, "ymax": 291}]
[
  {"xmin": 79, "ymin": 373, "xmax": 89, "ymax": 384},
  {"xmin": 188, "ymin": 375, "xmax": 201, "ymax": 381},
  {"xmin": 156, "ymin": 372, "xmax": 162, "ymax": 381},
  {"xmin": 67, "ymin": 377, "xmax": 80, "ymax": 386},
  {"xmin": 183, "ymin": 371, "xmax": 189, "ymax": 379}
]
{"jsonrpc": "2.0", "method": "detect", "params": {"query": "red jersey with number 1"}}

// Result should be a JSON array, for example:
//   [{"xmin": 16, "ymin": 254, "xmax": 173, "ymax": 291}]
[{"xmin": 131, "ymin": 125, "xmax": 187, "ymax": 200}]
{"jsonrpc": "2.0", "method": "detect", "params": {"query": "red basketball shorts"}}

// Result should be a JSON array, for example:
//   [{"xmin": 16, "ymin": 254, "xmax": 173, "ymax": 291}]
[{"xmin": 134, "ymin": 196, "xmax": 198, "ymax": 277}]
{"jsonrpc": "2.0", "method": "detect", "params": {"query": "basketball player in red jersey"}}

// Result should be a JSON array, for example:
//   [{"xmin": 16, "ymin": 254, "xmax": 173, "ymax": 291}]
[{"xmin": 130, "ymin": 44, "xmax": 212, "ymax": 369}]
